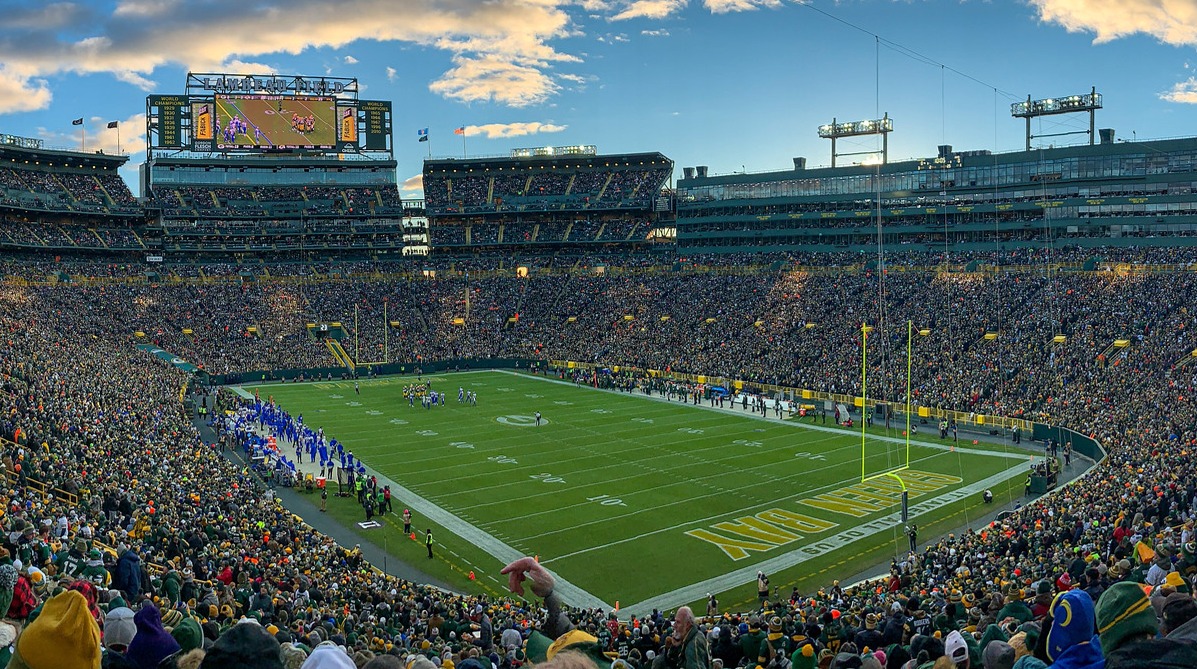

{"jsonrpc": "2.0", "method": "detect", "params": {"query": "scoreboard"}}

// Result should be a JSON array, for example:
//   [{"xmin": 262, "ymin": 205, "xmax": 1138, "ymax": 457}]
[
  {"xmin": 147, "ymin": 95, "xmax": 187, "ymax": 149},
  {"xmin": 359, "ymin": 100, "xmax": 391, "ymax": 151},
  {"xmin": 146, "ymin": 74, "xmax": 392, "ymax": 156}
]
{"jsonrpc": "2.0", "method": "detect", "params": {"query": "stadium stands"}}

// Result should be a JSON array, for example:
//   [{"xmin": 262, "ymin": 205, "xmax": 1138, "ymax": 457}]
[
  {"xmin": 143, "ymin": 156, "xmax": 416, "ymax": 260},
  {"xmin": 1, "ymin": 247, "xmax": 1197, "ymax": 666},
  {"xmin": 423, "ymin": 152, "xmax": 672, "ymax": 254},
  {"xmin": 677, "ymin": 137, "xmax": 1197, "ymax": 254},
  {"xmin": 0, "ymin": 142, "xmax": 138, "ymax": 217}
]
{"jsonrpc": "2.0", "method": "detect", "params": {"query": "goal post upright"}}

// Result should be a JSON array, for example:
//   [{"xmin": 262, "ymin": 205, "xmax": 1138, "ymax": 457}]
[
  {"xmin": 860, "ymin": 322, "xmax": 868, "ymax": 483},
  {"xmin": 906, "ymin": 319, "xmax": 912, "ymax": 467}
]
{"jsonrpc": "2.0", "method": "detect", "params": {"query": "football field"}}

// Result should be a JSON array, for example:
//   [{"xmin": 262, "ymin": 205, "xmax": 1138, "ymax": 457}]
[
  {"xmin": 214, "ymin": 97, "xmax": 336, "ymax": 148},
  {"xmin": 248, "ymin": 371, "xmax": 1029, "ymax": 613}
]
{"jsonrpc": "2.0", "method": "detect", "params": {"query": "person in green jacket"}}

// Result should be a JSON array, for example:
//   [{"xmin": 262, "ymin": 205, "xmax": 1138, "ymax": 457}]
[
  {"xmin": 653, "ymin": 607, "xmax": 709, "ymax": 669},
  {"xmin": 739, "ymin": 619, "xmax": 765, "ymax": 664},
  {"xmin": 997, "ymin": 585, "xmax": 1034, "ymax": 623},
  {"xmin": 79, "ymin": 549, "xmax": 110, "ymax": 587}
]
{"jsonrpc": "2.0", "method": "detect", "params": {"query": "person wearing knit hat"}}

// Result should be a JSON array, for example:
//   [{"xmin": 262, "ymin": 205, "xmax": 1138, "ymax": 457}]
[
  {"xmin": 981, "ymin": 641, "xmax": 1015, "ymax": 669},
  {"xmin": 853, "ymin": 614, "xmax": 882, "ymax": 653},
  {"xmin": 1096, "ymin": 582, "xmax": 1158, "ymax": 657},
  {"xmin": 0, "ymin": 563, "xmax": 17, "ymax": 617},
  {"xmin": 200, "ymin": 621, "xmax": 284, "ymax": 669},
  {"xmin": 1043, "ymin": 590, "xmax": 1102, "ymax": 669},
  {"xmin": 790, "ymin": 643, "xmax": 816, "ymax": 669},
  {"xmin": 280, "ymin": 642, "xmax": 309, "ymax": 669},
  {"xmin": 7, "ymin": 590, "xmax": 100, "ymax": 669},
  {"xmin": 997, "ymin": 587, "xmax": 1032, "ymax": 624},
  {"xmin": 161, "ymin": 607, "xmax": 185, "ymax": 630},
  {"xmin": 105, "ymin": 606, "xmax": 138, "ymax": 652},
  {"xmin": 127, "ymin": 603, "xmax": 183, "ymax": 669},
  {"xmin": 172, "ymin": 617, "xmax": 204, "ymax": 653}
]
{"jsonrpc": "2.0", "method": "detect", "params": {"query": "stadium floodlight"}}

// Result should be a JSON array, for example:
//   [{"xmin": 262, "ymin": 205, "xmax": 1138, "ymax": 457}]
[
  {"xmin": 817, "ymin": 113, "xmax": 892, "ymax": 167},
  {"xmin": 510, "ymin": 145, "xmax": 597, "ymax": 159},
  {"xmin": 1011, "ymin": 87, "xmax": 1101, "ymax": 151}
]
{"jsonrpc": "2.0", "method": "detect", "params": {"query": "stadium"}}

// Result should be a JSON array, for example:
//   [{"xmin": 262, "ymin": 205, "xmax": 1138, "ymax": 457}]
[{"xmin": 0, "ymin": 40, "xmax": 1194, "ymax": 669}]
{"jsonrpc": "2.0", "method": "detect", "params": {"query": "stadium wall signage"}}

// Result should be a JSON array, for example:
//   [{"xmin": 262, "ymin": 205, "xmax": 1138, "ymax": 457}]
[{"xmin": 194, "ymin": 74, "xmax": 348, "ymax": 96}]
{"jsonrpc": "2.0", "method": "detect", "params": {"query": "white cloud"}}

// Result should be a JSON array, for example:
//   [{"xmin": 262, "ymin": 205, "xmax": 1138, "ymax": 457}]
[
  {"xmin": 611, "ymin": 0, "xmax": 686, "ymax": 20},
  {"xmin": 1161, "ymin": 77, "xmax": 1197, "ymax": 104},
  {"xmin": 429, "ymin": 56, "xmax": 560, "ymax": 106},
  {"xmin": 0, "ymin": 0, "xmax": 581, "ymax": 113},
  {"xmin": 344, "ymin": 55, "xmax": 359, "ymax": 64},
  {"xmin": 1029, "ymin": 0, "xmax": 1197, "ymax": 46},
  {"xmin": 221, "ymin": 60, "xmax": 276, "ymax": 75},
  {"xmin": 401, "ymin": 173, "xmax": 424, "ymax": 192},
  {"xmin": 113, "ymin": 0, "xmax": 182, "ymax": 17},
  {"xmin": 556, "ymin": 73, "xmax": 595, "ymax": 86},
  {"xmin": 113, "ymin": 70, "xmax": 156, "ymax": 91},
  {"xmin": 613, "ymin": 33, "xmax": 630, "ymax": 42},
  {"xmin": 462, "ymin": 121, "xmax": 567, "ymax": 138},
  {"xmin": 704, "ymin": 0, "xmax": 780, "ymax": 12},
  {"xmin": 641, "ymin": 28, "xmax": 670, "ymax": 36},
  {"xmin": 386, "ymin": 66, "xmax": 398, "ymax": 82},
  {"xmin": 0, "ymin": 67, "xmax": 52, "ymax": 114}
]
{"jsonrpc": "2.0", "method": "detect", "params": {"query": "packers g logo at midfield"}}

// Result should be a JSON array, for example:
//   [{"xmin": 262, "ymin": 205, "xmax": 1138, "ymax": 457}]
[{"xmin": 495, "ymin": 414, "xmax": 547, "ymax": 427}]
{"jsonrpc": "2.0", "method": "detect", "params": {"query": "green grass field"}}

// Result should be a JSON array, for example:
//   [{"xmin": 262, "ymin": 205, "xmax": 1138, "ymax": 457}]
[{"xmin": 248, "ymin": 371, "xmax": 1029, "ymax": 614}]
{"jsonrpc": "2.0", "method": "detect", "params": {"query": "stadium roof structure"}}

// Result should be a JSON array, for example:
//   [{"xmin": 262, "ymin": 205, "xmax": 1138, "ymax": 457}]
[
  {"xmin": 677, "ymin": 135, "xmax": 1195, "ymax": 189},
  {"xmin": 0, "ymin": 140, "xmax": 129, "ymax": 171},
  {"xmin": 424, "ymin": 151, "xmax": 672, "ymax": 173}
]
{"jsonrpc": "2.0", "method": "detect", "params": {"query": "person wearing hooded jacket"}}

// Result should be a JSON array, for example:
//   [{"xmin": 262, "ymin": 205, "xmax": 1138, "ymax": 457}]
[
  {"xmin": 114, "ymin": 547, "xmax": 142, "ymax": 600},
  {"xmin": 1041, "ymin": 590, "xmax": 1103, "ymax": 669}
]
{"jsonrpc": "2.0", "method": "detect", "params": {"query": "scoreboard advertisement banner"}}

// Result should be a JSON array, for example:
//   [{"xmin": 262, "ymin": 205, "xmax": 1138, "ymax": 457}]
[
  {"xmin": 193, "ymin": 103, "xmax": 213, "ymax": 140},
  {"xmin": 338, "ymin": 106, "xmax": 358, "ymax": 144}
]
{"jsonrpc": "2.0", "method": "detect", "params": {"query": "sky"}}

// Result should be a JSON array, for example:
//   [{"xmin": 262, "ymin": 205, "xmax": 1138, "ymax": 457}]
[{"xmin": 0, "ymin": 0, "xmax": 1195, "ymax": 198}]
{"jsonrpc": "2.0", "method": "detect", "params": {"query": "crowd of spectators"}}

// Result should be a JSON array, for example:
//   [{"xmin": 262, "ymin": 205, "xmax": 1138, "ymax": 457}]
[
  {"xmin": 151, "ymin": 185, "xmax": 402, "ymax": 220},
  {"xmin": 0, "ymin": 246, "xmax": 1193, "ymax": 668},
  {"xmin": 0, "ymin": 165, "xmax": 137, "ymax": 216},
  {"xmin": 424, "ymin": 166, "xmax": 669, "ymax": 215}
]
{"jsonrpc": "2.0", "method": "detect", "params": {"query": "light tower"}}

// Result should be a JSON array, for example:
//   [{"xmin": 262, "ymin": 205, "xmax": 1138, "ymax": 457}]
[
  {"xmin": 1011, "ymin": 87, "xmax": 1102, "ymax": 151},
  {"xmin": 817, "ymin": 113, "xmax": 892, "ymax": 168}
]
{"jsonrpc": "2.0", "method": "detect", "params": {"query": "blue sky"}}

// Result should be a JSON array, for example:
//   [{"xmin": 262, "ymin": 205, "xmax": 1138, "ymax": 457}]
[{"xmin": 0, "ymin": 0, "xmax": 1194, "ymax": 197}]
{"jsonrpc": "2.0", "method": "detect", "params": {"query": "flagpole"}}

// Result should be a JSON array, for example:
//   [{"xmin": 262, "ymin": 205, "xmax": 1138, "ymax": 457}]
[
  {"xmin": 116, "ymin": 124, "xmax": 121, "ymax": 155},
  {"xmin": 81, "ymin": 126, "xmax": 86, "ymax": 153}
]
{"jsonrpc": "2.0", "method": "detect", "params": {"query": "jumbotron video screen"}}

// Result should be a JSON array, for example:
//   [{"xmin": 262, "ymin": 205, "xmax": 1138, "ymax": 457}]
[{"xmin": 200, "ymin": 94, "xmax": 338, "ymax": 150}]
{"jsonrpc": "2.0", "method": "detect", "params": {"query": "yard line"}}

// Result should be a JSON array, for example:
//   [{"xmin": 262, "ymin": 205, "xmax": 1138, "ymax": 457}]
[
  {"xmin": 345, "ymin": 476, "xmax": 612, "ymax": 609},
  {"xmin": 455, "ymin": 431, "xmax": 847, "ymax": 510},
  {"xmin": 387, "ymin": 419, "xmax": 835, "ymax": 486},
  {"xmin": 527, "ymin": 446, "xmax": 971, "ymax": 544}
]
